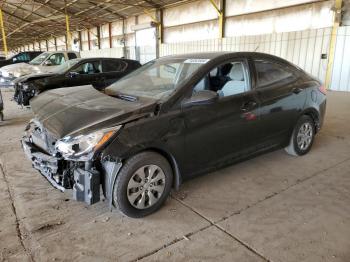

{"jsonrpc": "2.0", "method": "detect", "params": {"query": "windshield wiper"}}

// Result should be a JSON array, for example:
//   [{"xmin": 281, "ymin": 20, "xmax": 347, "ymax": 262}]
[{"xmin": 109, "ymin": 93, "xmax": 138, "ymax": 102}]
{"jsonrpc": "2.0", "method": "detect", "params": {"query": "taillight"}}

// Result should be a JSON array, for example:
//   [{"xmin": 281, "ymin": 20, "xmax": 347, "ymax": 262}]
[{"xmin": 318, "ymin": 85, "xmax": 326, "ymax": 95}]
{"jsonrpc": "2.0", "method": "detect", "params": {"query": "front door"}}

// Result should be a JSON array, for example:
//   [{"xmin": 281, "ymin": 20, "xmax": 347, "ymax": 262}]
[{"xmin": 182, "ymin": 59, "xmax": 260, "ymax": 176}]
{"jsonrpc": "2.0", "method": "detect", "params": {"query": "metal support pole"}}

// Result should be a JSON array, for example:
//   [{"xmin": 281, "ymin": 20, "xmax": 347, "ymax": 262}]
[
  {"xmin": 65, "ymin": 1, "xmax": 71, "ymax": 50},
  {"xmin": 209, "ymin": 0, "xmax": 224, "ymax": 38},
  {"xmin": 0, "ymin": 9, "xmax": 8, "ymax": 56},
  {"xmin": 108, "ymin": 22, "xmax": 113, "ymax": 48},
  {"xmin": 325, "ymin": 0, "xmax": 343, "ymax": 89},
  {"xmin": 157, "ymin": 8, "xmax": 164, "ymax": 57},
  {"xmin": 122, "ymin": 19, "xmax": 127, "ymax": 58},
  {"xmin": 87, "ymin": 29, "xmax": 91, "ymax": 50},
  {"xmin": 54, "ymin": 37, "xmax": 57, "ymax": 51},
  {"xmin": 96, "ymin": 26, "xmax": 101, "ymax": 49},
  {"xmin": 78, "ymin": 31, "xmax": 82, "ymax": 51}
]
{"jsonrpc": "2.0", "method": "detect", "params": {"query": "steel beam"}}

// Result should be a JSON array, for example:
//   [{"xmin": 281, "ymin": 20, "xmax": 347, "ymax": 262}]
[
  {"xmin": 325, "ymin": 0, "xmax": 343, "ymax": 89},
  {"xmin": 0, "ymin": 8, "xmax": 8, "ymax": 55},
  {"xmin": 209, "ymin": 0, "xmax": 224, "ymax": 38}
]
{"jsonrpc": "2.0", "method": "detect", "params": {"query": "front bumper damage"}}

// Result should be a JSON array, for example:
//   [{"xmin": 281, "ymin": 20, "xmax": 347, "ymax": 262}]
[
  {"xmin": 21, "ymin": 120, "xmax": 122, "ymax": 207},
  {"xmin": 14, "ymin": 84, "xmax": 33, "ymax": 106}
]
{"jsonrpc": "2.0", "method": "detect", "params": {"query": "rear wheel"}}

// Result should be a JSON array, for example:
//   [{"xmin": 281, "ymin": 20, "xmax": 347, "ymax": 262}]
[
  {"xmin": 113, "ymin": 152, "xmax": 173, "ymax": 218},
  {"xmin": 285, "ymin": 115, "xmax": 315, "ymax": 156}
]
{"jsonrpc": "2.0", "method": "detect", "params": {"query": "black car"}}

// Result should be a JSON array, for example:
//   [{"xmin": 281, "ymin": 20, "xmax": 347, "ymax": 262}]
[
  {"xmin": 21, "ymin": 52, "xmax": 326, "ymax": 218},
  {"xmin": 14, "ymin": 57, "xmax": 142, "ymax": 106},
  {"xmin": 0, "ymin": 51, "xmax": 42, "ymax": 68}
]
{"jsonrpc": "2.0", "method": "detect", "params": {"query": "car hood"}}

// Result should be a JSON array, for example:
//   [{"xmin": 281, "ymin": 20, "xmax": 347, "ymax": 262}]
[
  {"xmin": 30, "ymin": 85, "xmax": 157, "ymax": 139},
  {"xmin": 0, "ymin": 63, "xmax": 58, "ymax": 78},
  {"xmin": 13, "ymin": 72, "xmax": 58, "ymax": 84}
]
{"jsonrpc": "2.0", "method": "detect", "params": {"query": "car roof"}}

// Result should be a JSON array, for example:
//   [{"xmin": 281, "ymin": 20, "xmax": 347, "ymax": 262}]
[
  {"xmin": 69, "ymin": 57, "xmax": 140, "ymax": 63},
  {"xmin": 159, "ymin": 51, "xmax": 286, "ymax": 61}
]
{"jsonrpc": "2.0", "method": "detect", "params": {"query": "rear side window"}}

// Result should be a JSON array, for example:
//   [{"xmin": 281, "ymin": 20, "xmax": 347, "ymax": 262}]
[
  {"xmin": 102, "ymin": 60, "xmax": 127, "ymax": 73},
  {"xmin": 254, "ymin": 59, "xmax": 297, "ymax": 88},
  {"xmin": 15, "ymin": 53, "xmax": 30, "ymax": 62},
  {"xmin": 68, "ymin": 53, "xmax": 78, "ymax": 60}
]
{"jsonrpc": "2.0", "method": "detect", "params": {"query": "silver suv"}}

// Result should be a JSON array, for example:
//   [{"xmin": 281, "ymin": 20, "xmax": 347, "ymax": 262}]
[{"xmin": 0, "ymin": 51, "xmax": 80, "ymax": 87}]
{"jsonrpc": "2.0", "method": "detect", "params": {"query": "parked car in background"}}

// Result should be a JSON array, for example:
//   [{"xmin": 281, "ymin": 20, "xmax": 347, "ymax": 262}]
[
  {"xmin": 14, "ymin": 57, "xmax": 141, "ymax": 106},
  {"xmin": 0, "ymin": 51, "xmax": 42, "ymax": 68},
  {"xmin": 21, "ymin": 52, "xmax": 326, "ymax": 218},
  {"xmin": 0, "ymin": 51, "xmax": 79, "ymax": 87}
]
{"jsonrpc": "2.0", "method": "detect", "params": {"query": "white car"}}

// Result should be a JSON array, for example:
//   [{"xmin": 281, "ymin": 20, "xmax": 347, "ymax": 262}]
[{"xmin": 0, "ymin": 51, "xmax": 80, "ymax": 87}]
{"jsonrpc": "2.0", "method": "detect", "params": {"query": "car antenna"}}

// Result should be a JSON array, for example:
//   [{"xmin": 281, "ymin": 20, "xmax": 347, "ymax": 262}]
[{"xmin": 254, "ymin": 45, "xmax": 259, "ymax": 52}]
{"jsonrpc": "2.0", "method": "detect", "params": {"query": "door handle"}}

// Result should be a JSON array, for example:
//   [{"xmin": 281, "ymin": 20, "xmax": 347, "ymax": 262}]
[
  {"xmin": 241, "ymin": 101, "xmax": 257, "ymax": 112},
  {"xmin": 292, "ymin": 87, "xmax": 302, "ymax": 94}
]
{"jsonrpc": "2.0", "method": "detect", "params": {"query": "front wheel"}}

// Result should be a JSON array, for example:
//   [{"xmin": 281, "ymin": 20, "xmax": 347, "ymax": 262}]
[
  {"xmin": 285, "ymin": 115, "xmax": 315, "ymax": 156},
  {"xmin": 113, "ymin": 152, "xmax": 173, "ymax": 218}
]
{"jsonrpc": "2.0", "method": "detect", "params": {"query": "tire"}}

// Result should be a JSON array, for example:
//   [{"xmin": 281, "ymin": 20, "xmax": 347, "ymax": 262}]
[
  {"xmin": 285, "ymin": 115, "xmax": 315, "ymax": 156},
  {"xmin": 113, "ymin": 151, "xmax": 173, "ymax": 218}
]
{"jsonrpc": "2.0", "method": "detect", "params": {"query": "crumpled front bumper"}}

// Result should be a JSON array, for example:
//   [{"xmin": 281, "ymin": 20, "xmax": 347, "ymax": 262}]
[
  {"xmin": 21, "ymin": 136, "xmax": 65, "ymax": 191},
  {"xmin": 21, "ymin": 121, "xmax": 123, "ymax": 207}
]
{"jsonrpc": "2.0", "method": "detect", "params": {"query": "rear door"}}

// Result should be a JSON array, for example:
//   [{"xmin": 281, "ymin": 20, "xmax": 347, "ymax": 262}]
[
  {"xmin": 253, "ymin": 57, "xmax": 306, "ymax": 146},
  {"xmin": 182, "ymin": 58, "xmax": 260, "ymax": 176},
  {"xmin": 101, "ymin": 59, "xmax": 129, "ymax": 87}
]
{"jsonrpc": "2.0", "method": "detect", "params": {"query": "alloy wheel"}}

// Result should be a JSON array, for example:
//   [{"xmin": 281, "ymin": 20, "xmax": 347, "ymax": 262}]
[
  {"xmin": 127, "ymin": 165, "xmax": 166, "ymax": 209},
  {"xmin": 297, "ymin": 122, "xmax": 313, "ymax": 150}
]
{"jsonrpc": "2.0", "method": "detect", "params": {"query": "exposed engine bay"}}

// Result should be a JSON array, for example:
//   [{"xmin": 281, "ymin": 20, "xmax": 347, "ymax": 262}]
[{"xmin": 22, "ymin": 119, "xmax": 121, "ymax": 206}]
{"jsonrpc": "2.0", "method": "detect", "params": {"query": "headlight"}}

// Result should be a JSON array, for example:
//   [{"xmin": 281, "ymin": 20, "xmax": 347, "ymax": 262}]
[
  {"xmin": 55, "ymin": 126, "xmax": 121, "ymax": 160},
  {"xmin": 2, "ymin": 71, "xmax": 9, "ymax": 77}
]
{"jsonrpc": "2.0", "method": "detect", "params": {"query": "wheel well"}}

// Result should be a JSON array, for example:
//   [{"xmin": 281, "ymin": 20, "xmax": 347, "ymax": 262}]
[
  {"xmin": 303, "ymin": 109, "xmax": 320, "ymax": 132},
  {"xmin": 133, "ymin": 148, "xmax": 182, "ymax": 190}
]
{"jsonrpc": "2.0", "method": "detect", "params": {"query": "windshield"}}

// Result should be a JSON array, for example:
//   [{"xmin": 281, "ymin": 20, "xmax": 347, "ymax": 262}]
[
  {"xmin": 105, "ymin": 58, "xmax": 205, "ymax": 100},
  {"xmin": 29, "ymin": 53, "xmax": 50, "ymax": 65},
  {"xmin": 49, "ymin": 59, "xmax": 80, "ymax": 73}
]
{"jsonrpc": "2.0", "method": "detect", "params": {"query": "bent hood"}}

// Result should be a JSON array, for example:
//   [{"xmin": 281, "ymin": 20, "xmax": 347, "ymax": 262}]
[
  {"xmin": 13, "ymin": 72, "xmax": 58, "ymax": 84},
  {"xmin": 30, "ymin": 85, "xmax": 157, "ymax": 139},
  {"xmin": 0, "ymin": 63, "xmax": 59, "ymax": 78}
]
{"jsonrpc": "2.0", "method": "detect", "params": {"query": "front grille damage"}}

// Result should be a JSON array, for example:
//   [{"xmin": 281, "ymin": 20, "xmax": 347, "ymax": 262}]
[{"xmin": 21, "ymin": 120, "xmax": 114, "ymax": 205}]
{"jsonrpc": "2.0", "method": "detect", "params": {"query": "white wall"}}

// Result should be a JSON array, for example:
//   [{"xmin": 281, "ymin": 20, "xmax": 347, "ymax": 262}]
[
  {"xmin": 161, "ymin": 28, "xmax": 332, "ymax": 84},
  {"xmin": 330, "ymin": 26, "xmax": 350, "ymax": 91}
]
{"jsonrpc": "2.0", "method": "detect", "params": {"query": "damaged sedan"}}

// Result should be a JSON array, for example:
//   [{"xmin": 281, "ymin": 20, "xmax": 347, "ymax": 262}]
[
  {"xmin": 22, "ymin": 52, "xmax": 326, "ymax": 218},
  {"xmin": 13, "ymin": 57, "xmax": 141, "ymax": 106}
]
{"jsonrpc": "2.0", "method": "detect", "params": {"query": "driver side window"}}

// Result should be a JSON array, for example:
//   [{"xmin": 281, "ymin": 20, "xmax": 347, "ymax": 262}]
[
  {"xmin": 192, "ymin": 61, "xmax": 249, "ymax": 98},
  {"xmin": 47, "ymin": 53, "xmax": 66, "ymax": 65}
]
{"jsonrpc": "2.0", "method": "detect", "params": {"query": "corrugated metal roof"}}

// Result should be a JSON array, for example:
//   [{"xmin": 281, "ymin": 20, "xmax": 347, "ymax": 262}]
[{"xmin": 0, "ymin": 0, "xmax": 193, "ymax": 50}]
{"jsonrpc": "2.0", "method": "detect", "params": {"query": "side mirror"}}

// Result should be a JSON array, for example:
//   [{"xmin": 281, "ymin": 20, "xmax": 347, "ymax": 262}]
[
  {"xmin": 12, "ymin": 57, "xmax": 17, "ymax": 62},
  {"xmin": 67, "ymin": 71, "xmax": 79, "ymax": 78},
  {"xmin": 183, "ymin": 90, "xmax": 218, "ymax": 108}
]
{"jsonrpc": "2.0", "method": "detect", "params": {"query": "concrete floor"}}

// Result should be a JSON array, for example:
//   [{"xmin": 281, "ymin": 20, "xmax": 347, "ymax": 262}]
[{"xmin": 0, "ymin": 88, "xmax": 349, "ymax": 262}]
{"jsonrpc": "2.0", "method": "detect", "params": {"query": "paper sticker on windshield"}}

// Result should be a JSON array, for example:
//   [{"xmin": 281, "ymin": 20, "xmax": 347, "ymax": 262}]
[{"xmin": 184, "ymin": 59, "xmax": 210, "ymax": 64}]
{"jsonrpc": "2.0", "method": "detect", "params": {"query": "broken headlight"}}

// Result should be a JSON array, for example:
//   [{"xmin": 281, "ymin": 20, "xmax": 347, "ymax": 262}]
[{"xmin": 55, "ymin": 126, "xmax": 121, "ymax": 160}]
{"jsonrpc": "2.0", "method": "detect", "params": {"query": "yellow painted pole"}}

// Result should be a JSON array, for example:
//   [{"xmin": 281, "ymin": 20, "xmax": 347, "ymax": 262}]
[
  {"xmin": 0, "ymin": 8, "xmax": 8, "ymax": 56},
  {"xmin": 65, "ymin": 13, "xmax": 71, "ymax": 50},
  {"xmin": 64, "ymin": 0, "xmax": 71, "ymax": 50},
  {"xmin": 209, "ymin": 0, "xmax": 223, "ymax": 38},
  {"xmin": 325, "ymin": 0, "xmax": 343, "ymax": 89}
]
